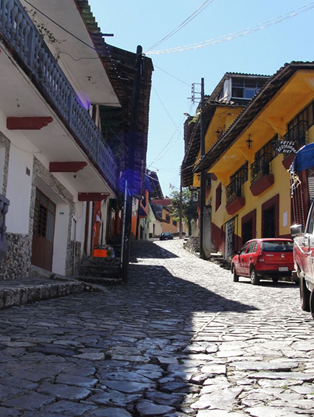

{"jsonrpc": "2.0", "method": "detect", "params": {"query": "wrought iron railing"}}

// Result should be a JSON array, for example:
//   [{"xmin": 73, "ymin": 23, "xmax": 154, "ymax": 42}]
[
  {"xmin": 0, "ymin": 194, "xmax": 9, "ymax": 262},
  {"xmin": 226, "ymin": 178, "xmax": 244, "ymax": 205},
  {"xmin": 251, "ymin": 154, "xmax": 272, "ymax": 185},
  {"xmin": 0, "ymin": 0, "xmax": 118, "ymax": 191},
  {"xmin": 282, "ymin": 120, "xmax": 309, "ymax": 155}
]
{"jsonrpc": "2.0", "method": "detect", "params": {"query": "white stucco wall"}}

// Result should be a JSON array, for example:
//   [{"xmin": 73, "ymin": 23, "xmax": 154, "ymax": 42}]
[
  {"xmin": 6, "ymin": 139, "xmax": 34, "ymax": 234},
  {"xmin": 53, "ymin": 203, "xmax": 69, "ymax": 275}
]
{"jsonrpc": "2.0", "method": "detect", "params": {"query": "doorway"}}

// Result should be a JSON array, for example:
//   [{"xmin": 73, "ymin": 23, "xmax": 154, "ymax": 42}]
[
  {"xmin": 31, "ymin": 188, "xmax": 56, "ymax": 271},
  {"xmin": 262, "ymin": 195, "xmax": 279, "ymax": 238},
  {"xmin": 242, "ymin": 209, "xmax": 256, "ymax": 245}
]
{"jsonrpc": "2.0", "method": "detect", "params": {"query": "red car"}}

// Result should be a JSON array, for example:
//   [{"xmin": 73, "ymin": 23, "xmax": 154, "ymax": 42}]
[{"xmin": 231, "ymin": 238, "xmax": 294, "ymax": 285}]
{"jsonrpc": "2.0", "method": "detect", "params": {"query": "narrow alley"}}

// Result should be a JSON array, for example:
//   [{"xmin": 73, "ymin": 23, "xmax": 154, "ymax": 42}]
[{"xmin": 0, "ymin": 239, "xmax": 313, "ymax": 417}]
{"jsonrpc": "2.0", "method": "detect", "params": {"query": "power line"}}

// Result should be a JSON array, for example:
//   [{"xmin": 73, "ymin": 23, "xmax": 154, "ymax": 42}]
[
  {"xmin": 24, "ymin": 0, "xmax": 97, "ymax": 52},
  {"xmin": 146, "ymin": 0, "xmax": 215, "ymax": 52},
  {"xmin": 153, "ymin": 87, "xmax": 178, "ymax": 130},
  {"xmin": 154, "ymin": 65, "xmax": 191, "ymax": 86},
  {"xmin": 148, "ymin": 101, "xmax": 196, "ymax": 168},
  {"xmin": 146, "ymin": 1, "xmax": 314, "ymax": 55}
]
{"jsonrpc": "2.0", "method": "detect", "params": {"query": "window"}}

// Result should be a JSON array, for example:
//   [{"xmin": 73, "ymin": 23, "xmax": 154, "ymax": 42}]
[
  {"xmin": 231, "ymin": 78, "xmax": 265, "ymax": 101},
  {"xmin": 226, "ymin": 163, "xmax": 248, "ymax": 204},
  {"xmin": 247, "ymin": 241, "xmax": 257, "ymax": 253},
  {"xmin": 230, "ymin": 162, "xmax": 248, "ymax": 184},
  {"xmin": 287, "ymin": 101, "xmax": 314, "ymax": 148},
  {"xmin": 216, "ymin": 183, "xmax": 222, "ymax": 211},
  {"xmin": 166, "ymin": 214, "xmax": 170, "ymax": 223},
  {"xmin": 251, "ymin": 137, "xmax": 276, "ymax": 185},
  {"xmin": 240, "ymin": 242, "xmax": 250, "ymax": 254},
  {"xmin": 255, "ymin": 137, "xmax": 276, "ymax": 162},
  {"xmin": 173, "ymin": 220, "xmax": 177, "ymax": 226}
]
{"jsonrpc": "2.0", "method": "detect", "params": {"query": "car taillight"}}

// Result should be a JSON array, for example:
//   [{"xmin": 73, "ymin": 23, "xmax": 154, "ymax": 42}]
[{"xmin": 258, "ymin": 252, "xmax": 265, "ymax": 262}]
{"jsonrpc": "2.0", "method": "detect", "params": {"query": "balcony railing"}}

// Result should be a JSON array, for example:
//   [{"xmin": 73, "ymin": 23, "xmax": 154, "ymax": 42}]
[
  {"xmin": 251, "ymin": 154, "xmax": 272, "ymax": 185},
  {"xmin": 0, "ymin": 0, "xmax": 118, "ymax": 192},
  {"xmin": 283, "ymin": 120, "xmax": 309, "ymax": 153},
  {"xmin": 0, "ymin": 194, "xmax": 9, "ymax": 262},
  {"xmin": 226, "ymin": 178, "xmax": 244, "ymax": 205}
]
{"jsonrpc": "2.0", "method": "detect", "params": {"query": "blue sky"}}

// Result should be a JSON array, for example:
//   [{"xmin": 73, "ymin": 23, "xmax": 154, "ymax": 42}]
[{"xmin": 89, "ymin": 0, "xmax": 314, "ymax": 196}]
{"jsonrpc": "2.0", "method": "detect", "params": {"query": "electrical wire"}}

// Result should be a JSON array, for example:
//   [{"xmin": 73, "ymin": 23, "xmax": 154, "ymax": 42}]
[
  {"xmin": 146, "ymin": 0, "xmax": 215, "ymax": 52},
  {"xmin": 153, "ymin": 87, "xmax": 178, "ymax": 130},
  {"xmin": 24, "ymin": 0, "xmax": 97, "ymax": 52},
  {"xmin": 146, "ymin": 1, "xmax": 314, "ymax": 55},
  {"xmin": 154, "ymin": 65, "xmax": 191, "ymax": 86},
  {"xmin": 148, "ymin": 101, "xmax": 196, "ymax": 168}
]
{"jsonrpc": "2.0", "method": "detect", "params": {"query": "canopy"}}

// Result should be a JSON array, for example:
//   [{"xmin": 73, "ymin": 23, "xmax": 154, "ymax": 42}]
[{"xmin": 290, "ymin": 142, "xmax": 314, "ymax": 174}]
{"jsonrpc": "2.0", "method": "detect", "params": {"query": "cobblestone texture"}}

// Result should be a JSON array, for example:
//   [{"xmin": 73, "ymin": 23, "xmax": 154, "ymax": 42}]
[{"xmin": 0, "ymin": 239, "xmax": 313, "ymax": 416}]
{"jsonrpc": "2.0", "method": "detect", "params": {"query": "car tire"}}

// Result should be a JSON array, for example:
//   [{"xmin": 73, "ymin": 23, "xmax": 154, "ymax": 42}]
[
  {"xmin": 272, "ymin": 277, "xmax": 279, "ymax": 284},
  {"xmin": 233, "ymin": 266, "xmax": 239, "ymax": 283},
  {"xmin": 250, "ymin": 267, "xmax": 259, "ymax": 285},
  {"xmin": 300, "ymin": 277, "xmax": 311, "ymax": 312}
]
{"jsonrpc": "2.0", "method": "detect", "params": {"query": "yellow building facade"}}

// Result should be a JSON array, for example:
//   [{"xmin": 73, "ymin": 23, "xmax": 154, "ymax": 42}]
[{"xmin": 194, "ymin": 63, "xmax": 314, "ymax": 258}]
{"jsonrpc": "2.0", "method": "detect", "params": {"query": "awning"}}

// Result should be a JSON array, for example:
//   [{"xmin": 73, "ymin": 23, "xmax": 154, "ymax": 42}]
[
  {"xmin": 290, "ymin": 143, "xmax": 314, "ymax": 174},
  {"xmin": 289, "ymin": 143, "xmax": 314, "ymax": 195}
]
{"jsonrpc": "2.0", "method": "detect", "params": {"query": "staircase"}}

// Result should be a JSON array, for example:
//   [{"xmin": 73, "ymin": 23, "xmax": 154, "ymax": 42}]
[
  {"xmin": 77, "ymin": 255, "xmax": 122, "ymax": 285},
  {"xmin": 209, "ymin": 252, "xmax": 231, "ymax": 270}
]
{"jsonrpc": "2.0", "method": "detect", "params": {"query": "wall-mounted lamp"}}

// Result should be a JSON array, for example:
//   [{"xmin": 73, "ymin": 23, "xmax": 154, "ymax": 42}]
[{"xmin": 246, "ymin": 135, "xmax": 253, "ymax": 149}]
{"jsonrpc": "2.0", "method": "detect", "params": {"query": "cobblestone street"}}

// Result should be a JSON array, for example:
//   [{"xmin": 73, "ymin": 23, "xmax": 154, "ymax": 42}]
[{"xmin": 0, "ymin": 239, "xmax": 314, "ymax": 416}]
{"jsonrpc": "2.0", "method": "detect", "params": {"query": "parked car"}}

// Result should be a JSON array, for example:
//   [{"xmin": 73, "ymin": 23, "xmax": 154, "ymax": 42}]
[
  {"xmin": 159, "ymin": 232, "xmax": 174, "ymax": 241},
  {"xmin": 231, "ymin": 238, "xmax": 294, "ymax": 285},
  {"xmin": 291, "ymin": 200, "xmax": 314, "ymax": 318}
]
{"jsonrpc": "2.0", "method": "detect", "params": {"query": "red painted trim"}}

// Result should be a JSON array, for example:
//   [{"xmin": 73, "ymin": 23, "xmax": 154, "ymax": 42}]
[
  {"xmin": 7, "ymin": 116, "xmax": 53, "ymax": 130},
  {"xmin": 211, "ymin": 221, "xmax": 224, "ymax": 253},
  {"xmin": 250, "ymin": 174, "xmax": 274, "ymax": 196},
  {"xmin": 241, "ymin": 209, "xmax": 257, "ymax": 246},
  {"xmin": 261, "ymin": 194, "xmax": 279, "ymax": 237},
  {"xmin": 226, "ymin": 196, "xmax": 245, "ymax": 215},
  {"xmin": 49, "ymin": 162, "xmax": 88, "ymax": 173},
  {"xmin": 78, "ymin": 192, "xmax": 110, "ymax": 202},
  {"xmin": 282, "ymin": 154, "xmax": 295, "ymax": 170}
]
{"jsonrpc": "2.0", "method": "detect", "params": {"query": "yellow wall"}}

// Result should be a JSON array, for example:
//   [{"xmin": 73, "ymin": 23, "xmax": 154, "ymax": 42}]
[
  {"xmin": 193, "ymin": 106, "xmax": 244, "ymax": 188},
  {"xmin": 207, "ymin": 70, "xmax": 314, "ymax": 243}
]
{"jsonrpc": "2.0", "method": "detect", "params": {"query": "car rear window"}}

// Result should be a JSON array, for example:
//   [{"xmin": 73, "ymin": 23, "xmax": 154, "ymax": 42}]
[{"xmin": 261, "ymin": 241, "xmax": 293, "ymax": 252}]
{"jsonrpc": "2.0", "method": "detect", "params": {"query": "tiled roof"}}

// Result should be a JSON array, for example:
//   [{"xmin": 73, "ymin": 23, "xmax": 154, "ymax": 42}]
[
  {"xmin": 75, "ymin": 0, "xmax": 154, "ymax": 197},
  {"xmin": 194, "ymin": 61, "xmax": 314, "ymax": 173}
]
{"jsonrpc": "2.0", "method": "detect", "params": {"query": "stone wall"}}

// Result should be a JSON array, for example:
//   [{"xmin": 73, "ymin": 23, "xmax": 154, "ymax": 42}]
[
  {"xmin": 0, "ymin": 132, "xmax": 10, "ymax": 196},
  {"xmin": 0, "ymin": 233, "xmax": 32, "ymax": 279},
  {"xmin": 68, "ymin": 241, "xmax": 82, "ymax": 276},
  {"xmin": 183, "ymin": 236, "xmax": 200, "ymax": 254}
]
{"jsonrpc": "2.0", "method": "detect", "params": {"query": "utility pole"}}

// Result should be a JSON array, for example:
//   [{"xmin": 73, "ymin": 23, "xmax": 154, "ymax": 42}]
[
  {"xmin": 189, "ymin": 78, "xmax": 206, "ymax": 258},
  {"xmin": 179, "ymin": 167, "xmax": 183, "ymax": 239},
  {"xmin": 121, "ymin": 45, "xmax": 143, "ymax": 283},
  {"xmin": 199, "ymin": 78, "xmax": 206, "ymax": 260}
]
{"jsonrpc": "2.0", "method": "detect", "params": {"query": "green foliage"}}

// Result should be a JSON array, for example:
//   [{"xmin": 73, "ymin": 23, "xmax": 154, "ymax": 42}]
[{"xmin": 170, "ymin": 188, "xmax": 198, "ymax": 225}]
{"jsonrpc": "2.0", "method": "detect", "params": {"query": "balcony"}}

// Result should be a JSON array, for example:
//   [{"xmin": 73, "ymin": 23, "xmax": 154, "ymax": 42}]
[
  {"xmin": 281, "ymin": 120, "xmax": 309, "ymax": 170},
  {"xmin": 226, "ymin": 178, "xmax": 245, "ymax": 215},
  {"xmin": 0, "ymin": 0, "xmax": 118, "ymax": 192},
  {"xmin": 0, "ymin": 194, "xmax": 9, "ymax": 262},
  {"xmin": 250, "ymin": 157, "xmax": 274, "ymax": 196}
]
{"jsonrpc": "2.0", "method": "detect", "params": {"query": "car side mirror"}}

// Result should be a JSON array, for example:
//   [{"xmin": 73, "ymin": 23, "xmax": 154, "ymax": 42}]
[{"xmin": 290, "ymin": 224, "xmax": 304, "ymax": 237}]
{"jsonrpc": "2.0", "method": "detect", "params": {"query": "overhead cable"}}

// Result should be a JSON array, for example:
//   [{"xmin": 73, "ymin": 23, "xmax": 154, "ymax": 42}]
[
  {"xmin": 145, "ymin": 0, "xmax": 215, "ymax": 52},
  {"xmin": 146, "ymin": 1, "xmax": 314, "ymax": 55}
]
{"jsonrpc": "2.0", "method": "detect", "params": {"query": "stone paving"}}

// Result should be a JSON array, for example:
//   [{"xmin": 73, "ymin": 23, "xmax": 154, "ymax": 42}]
[{"xmin": 0, "ymin": 239, "xmax": 314, "ymax": 416}]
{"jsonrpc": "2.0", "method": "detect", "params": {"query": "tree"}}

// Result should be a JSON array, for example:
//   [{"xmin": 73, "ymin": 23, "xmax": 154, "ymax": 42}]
[{"xmin": 170, "ymin": 188, "xmax": 198, "ymax": 236}]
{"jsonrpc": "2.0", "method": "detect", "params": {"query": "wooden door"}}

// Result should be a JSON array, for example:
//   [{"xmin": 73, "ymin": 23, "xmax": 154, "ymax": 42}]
[{"xmin": 31, "ymin": 189, "xmax": 56, "ymax": 271}]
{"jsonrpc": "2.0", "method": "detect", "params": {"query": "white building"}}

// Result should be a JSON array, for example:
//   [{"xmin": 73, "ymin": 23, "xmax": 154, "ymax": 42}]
[{"xmin": 0, "ymin": 0, "xmax": 153, "ymax": 279}]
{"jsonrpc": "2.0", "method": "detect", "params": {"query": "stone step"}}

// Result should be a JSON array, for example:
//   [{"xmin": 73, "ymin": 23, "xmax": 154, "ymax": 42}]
[
  {"xmin": 75, "ymin": 276, "xmax": 122, "ymax": 285},
  {"xmin": 79, "ymin": 269, "xmax": 120, "ymax": 278},
  {"xmin": 0, "ymin": 277, "xmax": 93, "ymax": 310}
]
